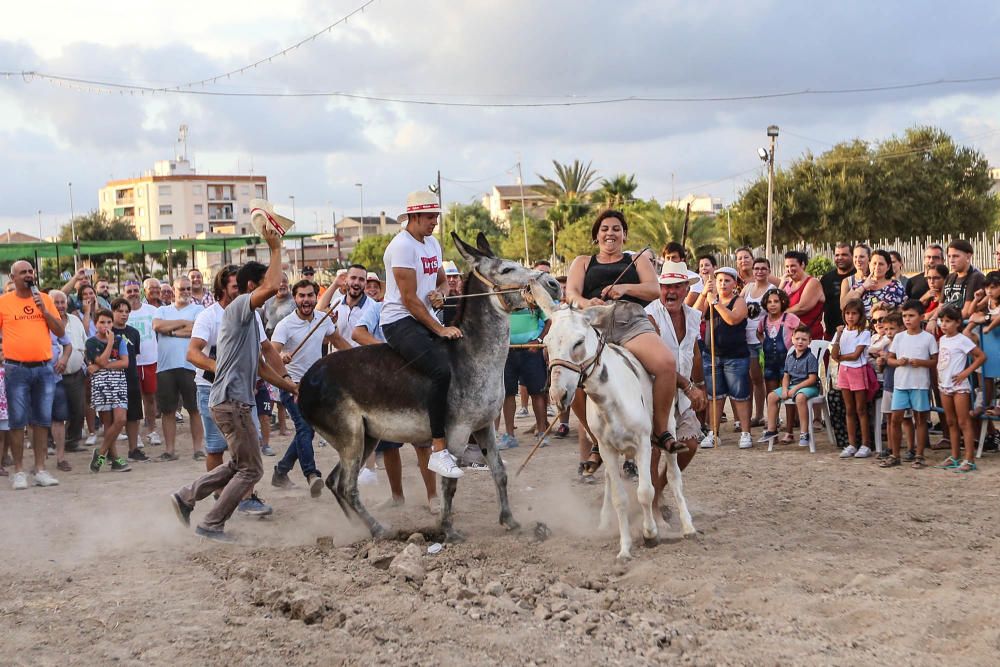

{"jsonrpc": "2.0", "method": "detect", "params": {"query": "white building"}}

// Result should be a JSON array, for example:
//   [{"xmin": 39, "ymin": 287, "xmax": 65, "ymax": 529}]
[
  {"xmin": 664, "ymin": 193, "xmax": 724, "ymax": 217},
  {"xmin": 98, "ymin": 158, "xmax": 268, "ymax": 240}
]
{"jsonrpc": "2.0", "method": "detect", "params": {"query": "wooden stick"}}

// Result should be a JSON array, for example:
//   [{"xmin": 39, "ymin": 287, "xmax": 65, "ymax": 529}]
[
  {"xmin": 287, "ymin": 301, "xmax": 339, "ymax": 360},
  {"xmin": 509, "ymin": 343, "xmax": 546, "ymax": 349},
  {"xmin": 515, "ymin": 418, "xmax": 560, "ymax": 478},
  {"xmin": 708, "ymin": 297, "xmax": 719, "ymax": 445}
]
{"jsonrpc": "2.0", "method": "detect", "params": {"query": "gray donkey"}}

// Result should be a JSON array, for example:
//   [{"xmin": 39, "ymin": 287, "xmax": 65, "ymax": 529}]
[{"xmin": 298, "ymin": 233, "xmax": 560, "ymax": 541}]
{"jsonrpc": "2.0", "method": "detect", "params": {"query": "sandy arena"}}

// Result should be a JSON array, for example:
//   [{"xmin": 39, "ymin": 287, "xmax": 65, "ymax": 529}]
[{"xmin": 1, "ymin": 410, "xmax": 999, "ymax": 666}]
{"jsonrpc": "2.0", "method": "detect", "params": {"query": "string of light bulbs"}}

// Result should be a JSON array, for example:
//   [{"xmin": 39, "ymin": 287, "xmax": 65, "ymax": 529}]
[{"xmin": 3, "ymin": 70, "xmax": 1000, "ymax": 106}]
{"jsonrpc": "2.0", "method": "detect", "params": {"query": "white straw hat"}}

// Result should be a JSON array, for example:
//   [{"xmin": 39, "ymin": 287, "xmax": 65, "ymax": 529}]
[
  {"xmin": 658, "ymin": 261, "xmax": 700, "ymax": 285},
  {"xmin": 398, "ymin": 190, "xmax": 442, "ymax": 223},
  {"xmin": 248, "ymin": 198, "xmax": 295, "ymax": 237}
]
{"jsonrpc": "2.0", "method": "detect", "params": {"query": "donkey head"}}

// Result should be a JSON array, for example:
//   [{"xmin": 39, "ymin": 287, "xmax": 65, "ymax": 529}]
[
  {"xmin": 453, "ymin": 232, "xmax": 560, "ymax": 310},
  {"xmin": 530, "ymin": 282, "xmax": 611, "ymax": 411}
]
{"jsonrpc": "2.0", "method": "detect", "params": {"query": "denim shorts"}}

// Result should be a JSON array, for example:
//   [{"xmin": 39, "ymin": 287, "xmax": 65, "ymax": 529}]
[
  {"xmin": 197, "ymin": 384, "xmax": 227, "ymax": 454},
  {"xmin": 51, "ymin": 380, "xmax": 69, "ymax": 423},
  {"xmin": 5, "ymin": 362, "xmax": 56, "ymax": 429},
  {"xmin": 702, "ymin": 355, "xmax": 751, "ymax": 401}
]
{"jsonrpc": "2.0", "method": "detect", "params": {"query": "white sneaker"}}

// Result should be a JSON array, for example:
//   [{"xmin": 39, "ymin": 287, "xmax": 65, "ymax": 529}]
[
  {"xmin": 33, "ymin": 470, "xmax": 59, "ymax": 487},
  {"xmin": 11, "ymin": 471, "xmax": 28, "ymax": 490},
  {"xmin": 147, "ymin": 432, "xmax": 162, "ymax": 445},
  {"xmin": 839, "ymin": 445, "xmax": 857, "ymax": 458},
  {"xmin": 798, "ymin": 433, "xmax": 811, "ymax": 448},
  {"xmin": 854, "ymin": 445, "xmax": 872, "ymax": 459},
  {"xmin": 427, "ymin": 449, "xmax": 464, "ymax": 479},
  {"xmin": 85, "ymin": 433, "xmax": 97, "ymax": 446},
  {"xmin": 738, "ymin": 432, "xmax": 753, "ymax": 449},
  {"xmin": 514, "ymin": 407, "xmax": 530, "ymax": 418},
  {"xmin": 546, "ymin": 405, "xmax": 556, "ymax": 417},
  {"xmin": 699, "ymin": 431, "xmax": 716, "ymax": 449},
  {"xmin": 117, "ymin": 432, "xmax": 129, "ymax": 441},
  {"xmin": 358, "ymin": 467, "xmax": 378, "ymax": 486},
  {"xmin": 175, "ymin": 411, "xmax": 185, "ymax": 422}
]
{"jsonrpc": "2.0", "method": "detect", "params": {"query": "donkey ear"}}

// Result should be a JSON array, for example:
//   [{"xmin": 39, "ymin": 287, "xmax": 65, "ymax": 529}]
[
  {"xmin": 530, "ymin": 281, "xmax": 557, "ymax": 317},
  {"xmin": 452, "ymin": 232, "xmax": 483, "ymax": 262},
  {"xmin": 475, "ymin": 232, "xmax": 495, "ymax": 257}
]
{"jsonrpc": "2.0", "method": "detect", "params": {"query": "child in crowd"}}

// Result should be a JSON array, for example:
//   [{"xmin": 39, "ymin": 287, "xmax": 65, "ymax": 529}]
[
  {"xmin": 758, "ymin": 325, "xmax": 820, "ymax": 447},
  {"xmin": 969, "ymin": 271, "xmax": 1000, "ymax": 334},
  {"xmin": 84, "ymin": 309, "xmax": 132, "ymax": 473},
  {"xmin": 885, "ymin": 300, "xmax": 938, "ymax": 469},
  {"xmin": 937, "ymin": 306, "xmax": 986, "ymax": 472},
  {"xmin": 832, "ymin": 299, "xmax": 873, "ymax": 458},
  {"xmin": 758, "ymin": 288, "xmax": 801, "ymax": 392},
  {"xmin": 875, "ymin": 312, "xmax": 917, "ymax": 463}
]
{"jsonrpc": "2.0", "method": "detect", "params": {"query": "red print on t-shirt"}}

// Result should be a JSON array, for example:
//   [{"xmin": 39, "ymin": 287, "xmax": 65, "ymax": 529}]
[{"xmin": 421, "ymin": 256, "xmax": 439, "ymax": 275}]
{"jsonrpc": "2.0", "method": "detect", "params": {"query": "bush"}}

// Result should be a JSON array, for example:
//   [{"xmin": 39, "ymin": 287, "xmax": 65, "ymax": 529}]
[{"xmin": 806, "ymin": 255, "xmax": 834, "ymax": 278}]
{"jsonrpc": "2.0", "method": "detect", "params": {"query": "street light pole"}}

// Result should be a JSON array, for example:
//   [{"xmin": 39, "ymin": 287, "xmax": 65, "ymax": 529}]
[
  {"xmin": 764, "ymin": 125, "xmax": 779, "ymax": 260},
  {"xmin": 68, "ymin": 181, "xmax": 78, "ymax": 270},
  {"xmin": 355, "ymin": 183, "xmax": 364, "ymax": 226},
  {"xmin": 37, "ymin": 209, "xmax": 43, "ymax": 240}
]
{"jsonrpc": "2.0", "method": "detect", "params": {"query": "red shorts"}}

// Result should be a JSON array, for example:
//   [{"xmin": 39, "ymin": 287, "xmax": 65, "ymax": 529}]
[{"xmin": 137, "ymin": 363, "xmax": 158, "ymax": 394}]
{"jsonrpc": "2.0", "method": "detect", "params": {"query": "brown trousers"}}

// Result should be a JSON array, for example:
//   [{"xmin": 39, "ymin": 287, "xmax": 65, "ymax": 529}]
[{"xmin": 177, "ymin": 400, "xmax": 262, "ymax": 532}]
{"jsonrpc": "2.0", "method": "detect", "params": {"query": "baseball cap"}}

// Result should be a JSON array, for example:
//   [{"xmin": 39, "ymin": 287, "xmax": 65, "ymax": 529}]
[
  {"xmin": 366, "ymin": 272, "xmax": 381, "ymax": 283},
  {"xmin": 443, "ymin": 261, "xmax": 461, "ymax": 276}
]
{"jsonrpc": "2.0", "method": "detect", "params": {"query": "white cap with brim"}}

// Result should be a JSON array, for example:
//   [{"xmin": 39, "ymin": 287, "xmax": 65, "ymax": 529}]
[
  {"xmin": 658, "ymin": 261, "xmax": 701, "ymax": 285},
  {"xmin": 715, "ymin": 266, "xmax": 739, "ymax": 280}
]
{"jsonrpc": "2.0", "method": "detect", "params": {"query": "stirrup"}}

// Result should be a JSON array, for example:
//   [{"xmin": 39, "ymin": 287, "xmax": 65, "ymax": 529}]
[{"xmin": 653, "ymin": 431, "xmax": 684, "ymax": 454}]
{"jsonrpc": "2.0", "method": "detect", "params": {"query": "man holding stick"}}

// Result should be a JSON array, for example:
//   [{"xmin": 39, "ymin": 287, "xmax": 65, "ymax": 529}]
[
  {"xmin": 171, "ymin": 228, "xmax": 297, "ymax": 541},
  {"xmin": 270, "ymin": 279, "xmax": 348, "ymax": 495}
]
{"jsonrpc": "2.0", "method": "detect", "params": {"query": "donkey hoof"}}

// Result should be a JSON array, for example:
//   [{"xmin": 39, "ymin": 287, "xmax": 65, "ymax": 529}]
[
  {"xmin": 370, "ymin": 524, "xmax": 391, "ymax": 540},
  {"xmin": 500, "ymin": 515, "xmax": 520, "ymax": 532},
  {"xmin": 616, "ymin": 550, "xmax": 633, "ymax": 562},
  {"xmin": 682, "ymin": 529, "xmax": 699, "ymax": 540},
  {"xmin": 444, "ymin": 528, "xmax": 466, "ymax": 544},
  {"xmin": 643, "ymin": 535, "xmax": 660, "ymax": 548}
]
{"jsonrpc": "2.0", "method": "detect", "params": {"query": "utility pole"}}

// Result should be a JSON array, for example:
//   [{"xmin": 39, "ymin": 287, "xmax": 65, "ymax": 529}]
[
  {"xmin": 68, "ymin": 181, "xmax": 78, "ymax": 270},
  {"xmin": 764, "ymin": 125, "xmax": 779, "ymax": 260},
  {"xmin": 517, "ymin": 161, "xmax": 529, "ymax": 265}
]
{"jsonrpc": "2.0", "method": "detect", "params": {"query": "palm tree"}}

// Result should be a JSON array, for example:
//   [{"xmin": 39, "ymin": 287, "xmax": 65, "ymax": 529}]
[
  {"xmin": 628, "ymin": 202, "xmax": 727, "ymax": 260},
  {"xmin": 533, "ymin": 159, "xmax": 600, "ymax": 207},
  {"xmin": 593, "ymin": 173, "xmax": 638, "ymax": 208}
]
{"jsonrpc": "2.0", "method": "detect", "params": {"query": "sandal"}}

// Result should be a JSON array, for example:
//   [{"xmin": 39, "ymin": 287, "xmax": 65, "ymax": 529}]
[
  {"xmin": 652, "ymin": 431, "xmax": 684, "ymax": 454},
  {"xmin": 879, "ymin": 456, "xmax": 900, "ymax": 468},
  {"xmin": 778, "ymin": 432, "xmax": 794, "ymax": 444},
  {"xmin": 581, "ymin": 445, "xmax": 603, "ymax": 475},
  {"xmin": 911, "ymin": 456, "xmax": 927, "ymax": 469},
  {"xmin": 57, "ymin": 460, "xmax": 72, "ymax": 472},
  {"xmin": 935, "ymin": 456, "xmax": 960, "ymax": 469},
  {"xmin": 954, "ymin": 460, "xmax": 977, "ymax": 473}
]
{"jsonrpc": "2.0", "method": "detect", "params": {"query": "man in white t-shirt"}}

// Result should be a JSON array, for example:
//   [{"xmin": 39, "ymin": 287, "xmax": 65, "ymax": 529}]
[
  {"xmin": 644, "ymin": 262, "xmax": 707, "ymax": 511},
  {"xmin": 271, "ymin": 279, "xmax": 347, "ymax": 495},
  {"xmin": 380, "ymin": 191, "xmax": 464, "ymax": 479},
  {"xmin": 125, "ymin": 280, "xmax": 161, "ymax": 445},
  {"xmin": 319, "ymin": 263, "xmax": 378, "ymax": 347}
]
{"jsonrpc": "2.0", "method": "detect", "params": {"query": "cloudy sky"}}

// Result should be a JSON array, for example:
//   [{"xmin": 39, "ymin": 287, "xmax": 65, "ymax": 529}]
[{"xmin": 2, "ymin": 0, "xmax": 999, "ymax": 240}]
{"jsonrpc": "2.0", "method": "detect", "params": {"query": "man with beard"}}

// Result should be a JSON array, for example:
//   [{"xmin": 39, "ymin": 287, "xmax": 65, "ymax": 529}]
[
  {"xmin": 271, "ymin": 280, "xmax": 348, "ymax": 493},
  {"xmin": 125, "ymin": 280, "xmax": 161, "ymax": 447},
  {"xmin": 188, "ymin": 268, "xmax": 214, "ymax": 307},
  {"xmin": 95, "ymin": 279, "xmax": 113, "ymax": 305},
  {"xmin": 820, "ymin": 243, "xmax": 855, "ymax": 339},
  {"xmin": 905, "ymin": 243, "xmax": 945, "ymax": 301},
  {"xmin": 110, "ymin": 297, "xmax": 147, "ymax": 461},
  {"xmin": 319, "ymin": 264, "xmax": 377, "ymax": 347},
  {"xmin": 62, "ymin": 268, "xmax": 111, "ymax": 312},
  {"xmin": 644, "ymin": 261, "xmax": 707, "ymax": 517}
]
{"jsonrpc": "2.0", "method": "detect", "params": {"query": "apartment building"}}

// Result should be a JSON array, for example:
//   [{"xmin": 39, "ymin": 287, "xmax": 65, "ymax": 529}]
[
  {"xmin": 98, "ymin": 158, "xmax": 268, "ymax": 240},
  {"xmin": 336, "ymin": 213, "xmax": 400, "ymax": 257}
]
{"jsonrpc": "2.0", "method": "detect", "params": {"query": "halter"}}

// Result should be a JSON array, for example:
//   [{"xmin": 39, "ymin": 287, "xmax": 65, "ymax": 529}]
[
  {"xmin": 471, "ymin": 267, "xmax": 531, "ymax": 313},
  {"xmin": 548, "ymin": 333, "xmax": 606, "ymax": 389}
]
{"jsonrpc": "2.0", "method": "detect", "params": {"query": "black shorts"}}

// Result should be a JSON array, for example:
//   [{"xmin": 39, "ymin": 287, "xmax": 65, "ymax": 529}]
[
  {"xmin": 156, "ymin": 368, "xmax": 198, "ymax": 414},
  {"xmin": 375, "ymin": 440, "xmax": 403, "ymax": 452},
  {"xmin": 255, "ymin": 384, "xmax": 274, "ymax": 417},
  {"xmin": 503, "ymin": 348, "xmax": 547, "ymax": 397},
  {"xmin": 126, "ymin": 380, "xmax": 143, "ymax": 423}
]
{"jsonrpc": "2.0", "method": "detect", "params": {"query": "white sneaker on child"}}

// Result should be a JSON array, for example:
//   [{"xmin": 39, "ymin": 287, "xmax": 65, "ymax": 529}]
[
  {"xmin": 854, "ymin": 445, "xmax": 872, "ymax": 458},
  {"xmin": 839, "ymin": 445, "xmax": 857, "ymax": 458},
  {"xmin": 738, "ymin": 432, "xmax": 753, "ymax": 449},
  {"xmin": 357, "ymin": 468, "xmax": 378, "ymax": 486}
]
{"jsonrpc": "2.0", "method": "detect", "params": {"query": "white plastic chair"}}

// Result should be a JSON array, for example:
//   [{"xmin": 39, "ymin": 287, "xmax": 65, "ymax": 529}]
[{"xmin": 770, "ymin": 339, "xmax": 832, "ymax": 453}]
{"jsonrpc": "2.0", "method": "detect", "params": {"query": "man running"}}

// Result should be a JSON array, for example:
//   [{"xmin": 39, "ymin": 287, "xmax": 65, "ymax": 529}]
[
  {"xmin": 380, "ymin": 191, "xmax": 463, "ymax": 479},
  {"xmin": 171, "ymin": 228, "xmax": 296, "ymax": 541}
]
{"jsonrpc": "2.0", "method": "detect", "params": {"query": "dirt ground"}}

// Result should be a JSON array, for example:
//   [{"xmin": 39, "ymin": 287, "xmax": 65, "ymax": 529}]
[{"xmin": 1, "ymin": 409, "xmax": 999, "ymax": 667}]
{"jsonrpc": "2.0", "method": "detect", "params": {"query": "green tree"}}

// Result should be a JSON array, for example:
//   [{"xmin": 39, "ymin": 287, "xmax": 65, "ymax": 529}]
[
  {"xmin": 349, "ymin": 234, "xmax": 394, "ymax": 273},
  {"xmin": 441, "ymin": 202, "xmax": 505, "ymax": 263},
  {"xmin": 729, "ymin": 126, "xmax": 998, "ymax": 245},
  {"xmin": 628, "ymin": 201, "xmax": 727, "ymax": 259},
  {"xmin": 593, "ymin": 173, "xmax": 638, "ymax": 208},
  {"xmin": 498, "ymin": 206, "xmax": 554, "ymax": 264}
]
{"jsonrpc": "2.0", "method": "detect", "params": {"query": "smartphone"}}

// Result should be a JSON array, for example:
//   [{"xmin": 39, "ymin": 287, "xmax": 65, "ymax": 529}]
[{"xmin": 84, "ymin": 268, "xmax": 95, "ymax": 277}]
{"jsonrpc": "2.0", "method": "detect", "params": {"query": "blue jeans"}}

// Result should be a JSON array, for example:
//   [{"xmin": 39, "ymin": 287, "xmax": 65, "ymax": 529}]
[
  {"xmin": 197, "ymin": 385, "xmax": 227, "ymax": 454},
  {"xmin": 5, "ymin": 363, "xmax": 56, "ymax": 429},
  {"xmin": 702, "ymin": 355, "xmax": 752, "ymax": 401},
  {"xmin": 277, "ymin": 390, "xmax": 319, "ymax": 478}
]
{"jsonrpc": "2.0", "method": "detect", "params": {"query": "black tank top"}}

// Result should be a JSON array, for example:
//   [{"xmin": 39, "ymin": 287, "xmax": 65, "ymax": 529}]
[
  {"xmin": 710, "ymin": 296, "xmax": 749, "ymax": 359},
  {"xmin": 582, "ymin": 254, "xmax": 649, "ymax": 306}
]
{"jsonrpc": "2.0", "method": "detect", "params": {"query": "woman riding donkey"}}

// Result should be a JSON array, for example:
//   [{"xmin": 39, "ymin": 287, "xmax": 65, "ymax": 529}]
[{"xmin": 565, "ymin": 210, "xmax": 680, "ymax": 481}]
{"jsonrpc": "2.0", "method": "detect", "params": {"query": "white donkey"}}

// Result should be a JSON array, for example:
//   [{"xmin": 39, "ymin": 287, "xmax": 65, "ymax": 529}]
[{"xmin": 532, "ymin": 285, "xmax": 695, "ymax": 559}]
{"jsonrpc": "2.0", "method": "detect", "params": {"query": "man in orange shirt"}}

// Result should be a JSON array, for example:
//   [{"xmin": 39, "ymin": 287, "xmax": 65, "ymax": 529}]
[{"xmin": 0, "ymin": 261, "xmax": 66, "ymax": 490}]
